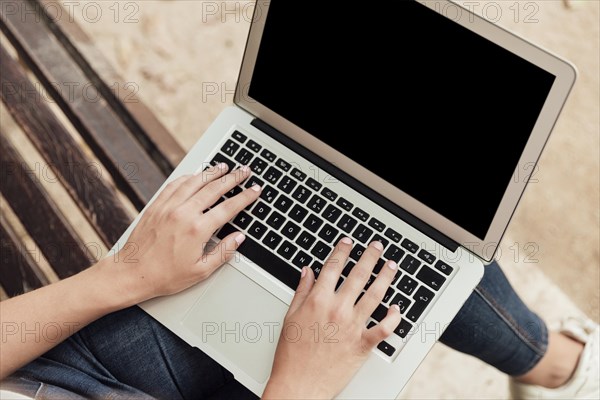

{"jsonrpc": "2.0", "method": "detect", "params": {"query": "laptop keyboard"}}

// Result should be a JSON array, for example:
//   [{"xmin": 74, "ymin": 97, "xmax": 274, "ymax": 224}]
[{"xmin": 211, "ymin": 130, "xmax": 456, "ymax": 358}]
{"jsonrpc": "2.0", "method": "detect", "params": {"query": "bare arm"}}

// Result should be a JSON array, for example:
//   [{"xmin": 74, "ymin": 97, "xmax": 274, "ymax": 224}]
[{"xmin": 0, "ymin": 164, "xmax": 259, "ymax": 379}]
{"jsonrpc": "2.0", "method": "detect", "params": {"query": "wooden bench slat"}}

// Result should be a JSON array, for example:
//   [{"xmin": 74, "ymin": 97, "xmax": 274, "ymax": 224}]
[
  {"xmin": 0, "ymin": 134, "xmax": 93, "ymax": 278},
  {"xmin": 0, "ymin": 44, "xmax": 132, "ymax": 246},
  {"xmin": 37, "ymin": 0, "xmax": 185, "ymax": 171},
  {"xmin": 0, "ymin": 214, "xmax": 50, "ymax": 296},
  {"xmin": 0, "ymin": 1, "xmax": 166, "ymax": 209}
]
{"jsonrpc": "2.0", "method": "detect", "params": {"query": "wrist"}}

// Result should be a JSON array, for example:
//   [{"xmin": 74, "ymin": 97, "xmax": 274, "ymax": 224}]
[{"xmin": 263, "ymin": 376, "xmax": 330, "ymax": 400}]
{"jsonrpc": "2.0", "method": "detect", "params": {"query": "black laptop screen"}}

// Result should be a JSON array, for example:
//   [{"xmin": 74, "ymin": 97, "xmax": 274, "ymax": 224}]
[{"xmin": 248, "ymin": 1, "xmax": 556, "ymax": 239}]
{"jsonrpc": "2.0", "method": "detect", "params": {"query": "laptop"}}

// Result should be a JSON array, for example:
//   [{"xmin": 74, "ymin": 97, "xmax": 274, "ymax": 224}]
[{"xmin": 111, "ymin": 1, "xmax": 576, "ymax": 398}]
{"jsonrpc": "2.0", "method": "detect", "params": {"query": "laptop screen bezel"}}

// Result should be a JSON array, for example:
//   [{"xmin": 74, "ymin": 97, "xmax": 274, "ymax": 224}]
[{"xmin": 235, "ymin": 0, "xmax": 576, "ymax": 262}]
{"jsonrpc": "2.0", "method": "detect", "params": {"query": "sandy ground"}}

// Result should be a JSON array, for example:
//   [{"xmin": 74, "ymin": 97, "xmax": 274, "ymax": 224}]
[{"xmin": 53, "ymin": 0, "xmax": 600, "ymax": 397}]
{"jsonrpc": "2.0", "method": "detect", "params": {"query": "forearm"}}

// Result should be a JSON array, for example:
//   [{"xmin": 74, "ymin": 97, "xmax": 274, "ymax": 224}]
[{"xmin": 0, "ymin": 257, "xmax": 146, "ymax": 379}]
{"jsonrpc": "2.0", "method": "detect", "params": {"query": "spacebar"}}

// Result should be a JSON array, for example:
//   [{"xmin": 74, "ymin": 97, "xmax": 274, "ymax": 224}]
[{"xmin": 217, "ymin": 223, "xmax": 301, "ymax": 290}]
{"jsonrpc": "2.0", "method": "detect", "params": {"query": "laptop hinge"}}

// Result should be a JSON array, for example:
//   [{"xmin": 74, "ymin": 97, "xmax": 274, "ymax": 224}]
[{"xmin": 250, "ymin": 118, "xmax": 460, "ymax": 253}]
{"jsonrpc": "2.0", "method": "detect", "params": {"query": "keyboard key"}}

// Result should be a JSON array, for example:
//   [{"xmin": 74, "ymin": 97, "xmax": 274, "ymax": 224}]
[
  {"xmin": 372, "ymin": 234, "xmax": 389, "ymax": 249},
  {"xmin": 251, "ymin": 202, "xmax": 271, "ymax": 220},
  {"xmin": 250, "ymin": 157, "xmax": 268, "ymax": 174},
  {"xmin": 390, "ymin": 293, "xmax": 411, "ymax": 313},
  {"xmin": 322, "ymin": 204, "xmax": 342, "ymax": 223},
  {"xmin": 266, "ymin": 211, "xmax": 285, "ymax": 230},
  {"xmin": 321, "ymin": 187, "xmax": 338, "ymax": 201},
  {"xmin": 352, "ymin": 224, "xmax": 374, "ymax": 244},
  {"xmin": 417, "ymin": 249, "xmax": 436, "ymax": 264},
  {"xmin": 296, "ymin": 231, "xmax": 316, "ymax": 250},
  {"xmin": 262, "ymin": 231, "xmax": 282, "ymax": 250},
  {"xmin": 368, "ymin": 217, "xmax": 385, "ymax": 232},
  {"xmin": 311, "ymin": 261, "xmax": 323, "ymax": 278},
  {"xmin": 377, "ymin": 341, "xmax": 396, "ymax": 357},
  {"xmin": 232, "ymin": 211, "xmax": 253, "ymax": 229},
  {"xmin": 371, "ymin": 304, "xmax": 388, "ymax": 322},
  {"xmin": 260, "ymin": 185, "xmax": 279, "ymax": 204},
  {"xmin": 342, "ymin": 261, "xmax": 356, "ymax": 277},
  {"xmin": 291, "ymin": 186, "xmax": 311, "ymax": 203},
  {"xmin": 307, "ymin": 195, "xmax": 327, "ymax": 213},
  {"xmin": 392, "ymin": 270, "xmax": 402, "ymax": 285},
  {"xmin": 274, "ymin": 195, "xmax": 293, "ymax": 213},
  {"xmin": 336, "ymin": 197, "xmax": 353, "ymax": 211},
  {"xmin": 260, "ymin": 149, "xmax": 277, "ymax": 162},
  {"xmin": 288, "ymin": 205, "xmax": 308, "ymax": 223},
  {"xmin": 302, "ymin": 214, "xmax": 324, "ymax": 233},
  {"xmin": 247, "ymin": 140, "xmax": 262, "ymax": 152},
  {"xmin": 306, "ymin": 177, "xmax": 322, "ymax": 191},
  {"xmin": 217, "ymin": 224, "xmax": 300, "ymax": 290},
  {"xmin": 224, "ymin": 185, "xmax": 242, "ymax": 198},
  {"xmin": 291, "ymin": 168, "xmax": 307, "ymax": 181},
  {"xmin": 407, "ymin": 286, "xmax": 434, "ymax": 322},
  {"xmin": 310, "ymin": 241, "xmax": 332, "ymax": 260},
  {"xmin": 434, "ymin": 260, "xmax": 454, "ymax": 276},
  {"xmin": 397, "ymin": 275, "xmax": 418, "ymax": 296},
  {"xmin": 244, "ymin": 176, "xmax": 264, "ymax": 189},
  {"xmin": 399, "ymin": 255, "xmax": 421, "ymax": 274},
  {"xmin": 349, "ymin": 244, "xmax": 366, "ymax": 261},
  {"xmin": 337, "ymin": 214, "xmax": 358, "ymax": 233},
  {"xmin": 234, "ymin": 148, "xmax": 253, "ymax": 165},
  {"xmin": 382, "ymin": 287, "xmax": 395, "ymax": 303},
  {"xmin": 282, "ymin": 221, "xmax": 302, "ymax": 240},
  {"xmin": 275, "ymin": 158, "xmax": 292, "ymax": 172},
  {"xmin": 211, "ymin": 153, "xmax": 235, "ymax": 171},
  {"xmin": 352, "ymin": 207, "xmax": 369, "ymax": 222},
  {"xmin": 373, "ymin": 258, "xmax": 386, "ymax": 274},
  {"xmin": 401, "ymin": 238, "xmax": 419, "ymax": 253},
  {"xmin": 367, "ymin": 320, "xmax": 376, "ymax": 329},
  {"xmin": 232, "ymin": 130, "xmax": 247, "ymax": 143},
  {"xmin": 364, "ymin": 274, "xmax": 376, "ymax": 290},
  {"xmin": 384, "ymin": 228, "xmax": 402, "ymax": 243},
  {"xmin": 248, "ymin": 221, "xmax": 268, "ymax": 240},
  {"xmin": 318, "ymin": 224, "xmax": 339, "ymax": 243},
  {"xmin": 277, "ymin": 241, "xmax": 298, "ymax": 260},
  {"xmin": 221, "ymin": 140, "xmax": 240, "ymax": 157},
  {"xmin": 263, "ymin": 167, "xmax": 283, "ymax": 184},
  {"xmin": 335, "ymin": 276, "xmax": 345, "ymax": 290},
  {"xmin": 416, "ymin": 266, "xmax": 446, "ymax": 291},
  {"xmin": 292, "ymin": 251, "xmax": 313, "ymax": 269},
  {"xmin": 384, "ymin": 244, "xmax": 405, "ymax": 263},
  {"xmin": 277, "ymin": 176, "xmax": 297, "ymax": 194},
  {"xmin": 394, "ymin": 319, "xmax": 413, "ymax": 338}
]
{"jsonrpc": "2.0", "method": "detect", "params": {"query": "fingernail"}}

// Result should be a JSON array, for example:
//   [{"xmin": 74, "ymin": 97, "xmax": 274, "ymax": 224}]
[
  {"xmin": 392, "ymin": 304, "xmax": 400, "ymax": 312},
  {"xmin": 387, "ymin": 261, "xmax": 397, "ymax": 270},
  {"xmin": 217, "ymin": 162, "xmax": 228, "ymax": 171},
  {"xmin": 251, "ymin": 184, "xmax": 261, "ymax": 192},
  {"xmin": 301, "ymin": 266, "xmax": 307, "ymax": 278},
  {"xmin": 234, "ymin": 233, "xmax": 246, "ymax": 246},
  {"xmin": 241, "ymin": 165, "xmax": 250, "ymax": 173},
  {"xmin": 371, "ymin": 241, "xmax": 384, "ymax": 251},
  {"xmin": 341, "ymin": 237, "xmax": 353, "ymax": 245}
]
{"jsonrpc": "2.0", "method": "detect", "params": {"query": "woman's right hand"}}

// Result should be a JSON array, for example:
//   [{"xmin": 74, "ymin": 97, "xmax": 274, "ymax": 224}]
[{"xmin": 263, "ymin": 238, "xmax": 401, "ymax": 399}]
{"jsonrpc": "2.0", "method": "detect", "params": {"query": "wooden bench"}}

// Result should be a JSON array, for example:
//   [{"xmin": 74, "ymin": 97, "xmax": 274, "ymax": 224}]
[{"xmin": 0, "ymin": 0, "xmax": 185, "ymax": 297}]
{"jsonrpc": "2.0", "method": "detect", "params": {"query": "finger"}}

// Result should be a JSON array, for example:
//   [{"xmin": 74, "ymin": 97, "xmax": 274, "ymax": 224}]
[
  {"xmin": 188, "ymin": 166, "xmax": 252, "ymax": 210},
  {"xmin": 288, "ymin": 267, "xmax": 315, "ymax": 314},
  {"xmin": 197, "ymin": 231, "xmax": 247, "ymax": 278},
  {"xmin": 203, "ymin": 185, "xmax": 262, "ymax": 231},
  {"xmin": 362, "ymin": 305, "xmax": 401, "ymax": 349},
  {"xmin": 168, "ymin": 163, "xmax": 230, "ymax": 208},
  {"xmin": 355, "ymin": 260, "xmax": 398, "ymax": 318},
  {"xmin": 338, "ymin": 241, "xmax": 384, "ymax": 302},
  {"xmin": 313, "ymin": 237, "xmax": 353, "ymax": 292}
]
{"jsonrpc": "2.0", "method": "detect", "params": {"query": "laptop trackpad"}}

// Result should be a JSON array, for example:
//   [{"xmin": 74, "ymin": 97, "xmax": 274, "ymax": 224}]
[{"xmin": 181, "ymin": 264, "xmax": 288, "ymax": 383}]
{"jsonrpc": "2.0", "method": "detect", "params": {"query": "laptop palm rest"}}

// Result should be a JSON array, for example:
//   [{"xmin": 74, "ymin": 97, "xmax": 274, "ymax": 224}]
[{"xmin": 181, "ymin": 264, "xmax": 287, "ymax": 383}]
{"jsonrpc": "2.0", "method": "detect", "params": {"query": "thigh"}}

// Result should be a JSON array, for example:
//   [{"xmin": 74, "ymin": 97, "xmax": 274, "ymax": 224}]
[
  {"xmin": 440, "ymin": 261, "xmax": 548, "ymax": 376},
  {"xmin": 5, "ymin": 306, "xmax": 257, "ymax": 400}
]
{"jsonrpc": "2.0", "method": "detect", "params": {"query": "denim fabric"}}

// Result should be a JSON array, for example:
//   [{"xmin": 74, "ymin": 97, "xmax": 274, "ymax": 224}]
[{"xmin": 3, "ymin": 261, "xmax": 547, "ymax": 398}]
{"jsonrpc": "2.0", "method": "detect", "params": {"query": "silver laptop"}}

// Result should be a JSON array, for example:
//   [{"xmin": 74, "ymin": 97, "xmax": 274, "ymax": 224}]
[{"xmin": 112, "ymin": 1, "xmax": 576, "ymax": 398}]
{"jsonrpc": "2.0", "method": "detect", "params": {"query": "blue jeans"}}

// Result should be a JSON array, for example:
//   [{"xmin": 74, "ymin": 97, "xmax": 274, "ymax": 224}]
[{"xmin": 3, "ymin": 261, "xmax": 547, "ymax": 399}]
